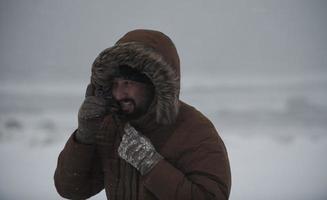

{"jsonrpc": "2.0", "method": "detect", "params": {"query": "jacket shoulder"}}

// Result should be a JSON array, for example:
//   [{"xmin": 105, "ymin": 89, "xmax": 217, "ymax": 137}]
[
  {"xmin": 161, "ymin": 101, "xmax": 226, "ymax": 158},
  {"xmin": 175, "ymin": 101, "xmax": 218, "ymax": 139}
]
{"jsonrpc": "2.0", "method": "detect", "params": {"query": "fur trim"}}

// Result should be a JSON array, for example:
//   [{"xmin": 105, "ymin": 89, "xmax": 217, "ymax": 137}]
[{"xmin": 92, "ymin": 42, "xmax": 180, "ymax": 125}]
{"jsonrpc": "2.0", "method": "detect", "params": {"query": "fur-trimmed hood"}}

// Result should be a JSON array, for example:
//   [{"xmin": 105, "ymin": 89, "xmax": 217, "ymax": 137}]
[{"xmin": 91, "ymin": 29, "xmax": 181, "ymax": 125}]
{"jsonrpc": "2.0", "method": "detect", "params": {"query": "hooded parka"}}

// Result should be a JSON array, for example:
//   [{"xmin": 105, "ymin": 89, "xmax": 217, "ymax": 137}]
[{"xmin": 54, "ymin": 29, "xmax": 231, "ymax": 200}]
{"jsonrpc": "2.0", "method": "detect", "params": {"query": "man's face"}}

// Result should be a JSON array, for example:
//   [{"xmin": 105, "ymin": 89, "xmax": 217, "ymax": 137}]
[{"xmin": 111, "ymin": 78, "xmax": 154, "ymax": 119}]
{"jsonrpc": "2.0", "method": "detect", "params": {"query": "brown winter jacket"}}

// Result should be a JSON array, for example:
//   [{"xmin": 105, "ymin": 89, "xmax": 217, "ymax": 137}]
[{"xmin": 54, "ymin": 29, "xmax": 231, "ymax": 200}]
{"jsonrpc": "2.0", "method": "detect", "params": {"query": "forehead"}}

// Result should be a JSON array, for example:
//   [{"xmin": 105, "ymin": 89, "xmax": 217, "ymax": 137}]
[
  {"xmin": 112, "ymin": 77, "xmax": 128, "ymax": 82},
  {"xmin": 112, "ymin": 77, "xmax": 144, "ymax": 85},
  {"xmin": 112, "ymin": 77, "xmax": 155, "ymax": 91}
]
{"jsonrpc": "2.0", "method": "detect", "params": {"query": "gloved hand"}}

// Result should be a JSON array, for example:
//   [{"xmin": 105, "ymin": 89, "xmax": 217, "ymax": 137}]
[
  {"xmin": 76, "ymin": 84, "xmax": 109, "ymax": 144},
  {"xmin": 118, "ymin": 123, "xmax": 163, "ymax": 175}
]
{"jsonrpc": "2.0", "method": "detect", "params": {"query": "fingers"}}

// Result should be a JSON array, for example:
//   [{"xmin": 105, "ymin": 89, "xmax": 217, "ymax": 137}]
[
  {"xmin": 85, "ymin": 83, "xmax": 95, "ymax": 97},
  {"xmin": 79, "ymin": 96, "xmax": 108, "ymax": 120},
  {"xmin": 84, "ymin": 96, "xmax": 108, "ymax": 107},
  {"xmin": 124, "ymin": 123, "xmax": 138, "ymax": 136},
  {"xmin": 118, "ymin": 126, "xmax": 157, "ymax": 172},
  {"xmin": 118, "ymin": 133, "xmax": 141, "ymax": 165}
]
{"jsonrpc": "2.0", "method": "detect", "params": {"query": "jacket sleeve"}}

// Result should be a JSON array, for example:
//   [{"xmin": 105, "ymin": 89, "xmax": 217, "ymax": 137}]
[
  {"xmin": 142, "ymin": 134, "xmax": 231, "ymax": 200},
  {"xmin": 54, "ymin": 130, "xmax": 104, "ymax": 199}
]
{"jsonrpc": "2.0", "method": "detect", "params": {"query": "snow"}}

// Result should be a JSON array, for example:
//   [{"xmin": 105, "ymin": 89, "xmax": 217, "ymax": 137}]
[
  {"xmin": 1, "ymin": 126, "xmax": 326, "ymax": 200},
  {"xmin": 226, "ymin": 135, "xmax": 327, "ymax": 200},
  {"xmin": 1, "ymin": 82, "xmax": 327, "ymax": 199}
]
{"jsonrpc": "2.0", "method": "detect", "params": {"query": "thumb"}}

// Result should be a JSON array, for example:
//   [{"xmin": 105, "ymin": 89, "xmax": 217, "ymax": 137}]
[
  {"xmin": 124, "ymin": 123, "xmax": 138, "ymax": 136},
  {"xmin": 85, "ymin": 83, "xmax": 95, "ymax": 97}
]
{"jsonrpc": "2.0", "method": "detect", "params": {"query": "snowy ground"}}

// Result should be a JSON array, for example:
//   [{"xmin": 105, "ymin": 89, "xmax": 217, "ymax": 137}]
[{"xmin": 1, "ymin": 81, "xmax": 327, "ymax": 200}]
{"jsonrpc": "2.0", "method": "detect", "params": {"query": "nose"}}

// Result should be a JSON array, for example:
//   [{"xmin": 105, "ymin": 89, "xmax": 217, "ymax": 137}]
[{"xmin": 112, "ymin": 83, "xmax": 128, "ymax": 101}]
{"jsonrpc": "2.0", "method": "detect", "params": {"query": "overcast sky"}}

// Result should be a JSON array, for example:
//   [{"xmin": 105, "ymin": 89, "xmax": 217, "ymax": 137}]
[{"xmin": 1, "ymin": 0, "xmax": 326, "ymax": 86}]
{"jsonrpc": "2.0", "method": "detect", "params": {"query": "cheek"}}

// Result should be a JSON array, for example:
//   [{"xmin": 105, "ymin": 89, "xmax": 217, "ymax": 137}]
[
  {"xmin": 111, "ymin": 88, "xmax": 118, "ymax": 100},
  {"xmin": 129, "ymin": 84, "xmax": 154, "ymax": 107},
  {"xmin": 131, "ymin": 88, "xmax": 146, "ymax": 105},
  {"xmin": 132, "ymin": 90, "xmax": 145, "ymax": 104},
  {"xmin": 139, "ymin": 88, "xmax": 154, "ymax": 107}
]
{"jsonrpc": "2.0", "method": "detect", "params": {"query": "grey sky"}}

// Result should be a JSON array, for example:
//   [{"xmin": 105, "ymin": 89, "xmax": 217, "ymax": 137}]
[{"xmin": 1, "ymin": 0, "xmax": 326, "ymax": 85}]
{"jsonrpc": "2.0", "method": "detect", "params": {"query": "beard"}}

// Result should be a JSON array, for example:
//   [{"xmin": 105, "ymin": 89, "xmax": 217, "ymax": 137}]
[{"xmin": 116, "ymin": 98, "xmax": 148, "ymax": 120}]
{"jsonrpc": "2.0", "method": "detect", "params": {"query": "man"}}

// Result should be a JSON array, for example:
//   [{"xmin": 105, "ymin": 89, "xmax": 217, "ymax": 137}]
[{"xmin": 54, "ymin": 29, "xmax": 231, "ymax": 200}]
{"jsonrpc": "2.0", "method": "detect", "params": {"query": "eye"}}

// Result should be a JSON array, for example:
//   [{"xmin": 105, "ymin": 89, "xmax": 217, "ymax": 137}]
[
  {"xmin": 123, "ymin": 80, "xmax": 134, "ymax": 86},
  {"xmin": 111, "ymin": 81, "xmax": 118, "ymax": 88}
]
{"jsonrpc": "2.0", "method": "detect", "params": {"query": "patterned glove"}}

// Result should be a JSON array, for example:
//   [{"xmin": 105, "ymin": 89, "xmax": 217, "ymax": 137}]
[{"xmin": 118, "ymin": 123, "xmax": 163, "ymax": 175}]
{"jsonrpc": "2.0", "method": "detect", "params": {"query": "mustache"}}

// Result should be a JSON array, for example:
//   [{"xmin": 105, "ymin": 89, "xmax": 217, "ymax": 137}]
[
  {"xmin": 118, "ymin": 98, "xmax": 136, "ymax": 106},
  {"xmin": 115, "ymin": 99, "xmax": 136, "ymax": 118}
]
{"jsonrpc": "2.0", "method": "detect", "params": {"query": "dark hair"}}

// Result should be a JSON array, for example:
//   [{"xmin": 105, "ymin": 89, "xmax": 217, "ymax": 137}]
[{"xmin": 113, "ymin": 65, "xmax": 153, "ymax": 85}]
